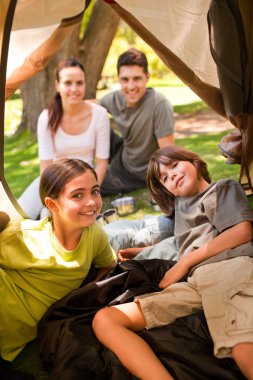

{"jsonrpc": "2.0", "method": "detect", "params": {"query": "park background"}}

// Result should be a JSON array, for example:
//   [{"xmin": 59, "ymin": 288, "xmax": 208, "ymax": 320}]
[{"xmin": 4, "ymin": 0, "xmax": 240, "ymax": 219}]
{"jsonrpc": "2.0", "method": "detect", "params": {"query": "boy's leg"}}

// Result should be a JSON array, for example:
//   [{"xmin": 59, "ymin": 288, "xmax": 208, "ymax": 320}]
[
  {"xmin": 134, "ymin": 215, "xmax": 174, "ymax": 247},
  {"xmin": 93, "ymin": 302, "xmax": 174, "ymax": 380},
  {"xmin": 233, "ymin": 342, "xmax": 253, "ymax": 380},
  {"xmin": 103, "ymin": 215, "xmax": 174, "ymax": 254},
  {"xmin": 103, "ymin": 219, "xmax": 145, "ymax": 252}
]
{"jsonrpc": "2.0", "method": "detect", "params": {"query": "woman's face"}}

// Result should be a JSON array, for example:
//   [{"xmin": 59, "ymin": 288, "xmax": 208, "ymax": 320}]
[
  {"xmin": 159, "ymin": 160, "xmax": 207, "ymax": 197},
  {"xmin": 51, "ymin": 170, "xmax": 102, "ymax": 228},
  {"xmin": 56, "ymin": 66, "xmax": 86, "ymax": 106}
]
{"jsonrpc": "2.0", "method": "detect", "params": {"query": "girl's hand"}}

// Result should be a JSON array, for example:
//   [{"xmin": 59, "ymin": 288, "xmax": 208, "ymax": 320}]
[
  {"xmin": 118, "ymin": 247, "xmax": 144, "ymax": 262},
  {"xmin": 159, "ymin": 258, "xmax": 189, "ymax": 289}
]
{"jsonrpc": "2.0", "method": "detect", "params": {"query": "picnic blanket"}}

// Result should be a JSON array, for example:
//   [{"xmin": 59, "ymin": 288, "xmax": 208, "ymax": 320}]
[{"xmin": 37, "ymin": 259, "xmax": 245, "ymax": 380}]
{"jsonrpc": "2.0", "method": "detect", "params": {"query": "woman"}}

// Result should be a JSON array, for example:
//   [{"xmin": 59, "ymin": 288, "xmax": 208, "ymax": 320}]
[{"xmin": 18, "ymin": 58, "xmax": 110, "ymax": 219}]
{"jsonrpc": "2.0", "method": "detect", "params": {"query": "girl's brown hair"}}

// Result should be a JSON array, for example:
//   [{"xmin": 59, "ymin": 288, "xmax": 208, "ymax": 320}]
[
  {"xmin": 39, "ymin": 159, "xmax": 97, "ymax": 206},
  {"xmin": 147, "ymin": 145, "xmax": 212, "ymax": 216},
  {"xmin": 47, "ymin": 58, "xmax": 86, "ymax": 134}
]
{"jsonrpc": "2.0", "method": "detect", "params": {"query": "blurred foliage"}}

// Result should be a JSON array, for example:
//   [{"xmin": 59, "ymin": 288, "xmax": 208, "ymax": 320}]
[
  {"xmin": 79, "ymin": 0, "xmax": 95, "ymax": 37},
  {"xmin": 101, "ymin": 20, "xmax": 173, "ymax": 81}
]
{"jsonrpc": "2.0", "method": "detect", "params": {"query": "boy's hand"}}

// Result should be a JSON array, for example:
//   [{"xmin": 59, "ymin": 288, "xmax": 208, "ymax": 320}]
[
  {"xmin": 118, "ymin": 247, "xmax": 144, "ymax": 262},
  {"xmin": 159, "ymin": 258, "xmax": 189, "ymax": 289}
]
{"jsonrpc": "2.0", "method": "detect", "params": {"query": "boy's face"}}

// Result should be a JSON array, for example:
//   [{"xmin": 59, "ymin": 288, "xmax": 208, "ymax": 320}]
[
  {"xmin": 159, "ymin": 161, "xmax": 207, "ymax": 197},
  {"xmin": 118, "ymin": 65, "xmax": 149, "ymax": 107}
]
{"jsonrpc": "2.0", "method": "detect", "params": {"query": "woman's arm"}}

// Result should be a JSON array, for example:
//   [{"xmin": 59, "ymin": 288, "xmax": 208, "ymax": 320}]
[
  {"xmin": 95, "ymin": 158, "xmax": 108, "ymax": 185},
  {"xmin": 159, "ymin": 221, "xmax": 252, "ymax": 288},
  {"xmin": 40, "ymin": 159, "xmax": 53, "ymax": 175},
  {"xmin": 37, "ymin": 110, "xmax": 54, "ymax": 174}
]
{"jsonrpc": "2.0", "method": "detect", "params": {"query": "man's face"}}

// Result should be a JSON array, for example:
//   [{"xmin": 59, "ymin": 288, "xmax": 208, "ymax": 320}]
[{"xmin": 118, "ymin": 65, "xmax": 149, "ymax": 107}]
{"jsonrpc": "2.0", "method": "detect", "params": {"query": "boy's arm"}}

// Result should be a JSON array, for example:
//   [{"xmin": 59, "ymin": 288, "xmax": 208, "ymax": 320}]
[{"xmin": 159, "ymin": 221, "xmax": 252, "ymax": 289}]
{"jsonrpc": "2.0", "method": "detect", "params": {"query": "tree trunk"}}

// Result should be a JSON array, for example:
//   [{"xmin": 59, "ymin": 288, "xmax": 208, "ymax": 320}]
[
  {"xmin": 19, "ymin": 0, "xmax": 120, "ymax": 134},
  {"xmin": 78, "ymin": 0, "xmax": 120, "ymax": 99}
]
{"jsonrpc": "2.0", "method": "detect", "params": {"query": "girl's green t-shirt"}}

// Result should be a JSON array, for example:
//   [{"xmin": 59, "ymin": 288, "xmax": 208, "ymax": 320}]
[{"xmin": 0, "ymin": 218, "xmax": 115, "ymax": 361}]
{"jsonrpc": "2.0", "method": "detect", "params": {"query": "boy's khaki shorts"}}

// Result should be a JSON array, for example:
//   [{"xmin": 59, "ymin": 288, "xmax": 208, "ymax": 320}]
[{"xmin": 137, "ymin": 256, "xmax": 253, "ymax": 358}]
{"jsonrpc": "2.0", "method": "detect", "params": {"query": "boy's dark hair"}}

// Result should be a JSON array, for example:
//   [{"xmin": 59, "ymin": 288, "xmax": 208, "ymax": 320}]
[
  {"xmin": 117, "ymin": 48, "xmax": 148, "ymax": 74},
  {"xmin": 40, "ymin": 158, "xmax": 97, "ymax": 206},
  {"xmin": 147, "ymin": 145, "xmax": 212, "ymax": 216},
  {"xmin": 48, "ymin": 58, "xmax": 86, "ymax": 134}
]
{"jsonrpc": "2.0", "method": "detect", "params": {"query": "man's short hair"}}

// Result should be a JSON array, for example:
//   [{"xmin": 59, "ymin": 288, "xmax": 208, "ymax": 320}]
[{"xmin": 117, "ymin": 48, "xmax": 148, "ymax": 74}]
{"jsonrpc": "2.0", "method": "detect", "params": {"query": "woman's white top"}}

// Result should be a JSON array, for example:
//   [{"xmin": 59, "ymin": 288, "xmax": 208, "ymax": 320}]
[{"xmin": 37, "ymin": 103, "xmax": 110, "ymax": 167}]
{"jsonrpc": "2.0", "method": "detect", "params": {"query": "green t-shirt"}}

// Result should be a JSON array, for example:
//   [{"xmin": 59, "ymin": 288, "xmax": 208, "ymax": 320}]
[{"xmin": 0, "ymin": 218, "xmax": 115, "ymax": 361}]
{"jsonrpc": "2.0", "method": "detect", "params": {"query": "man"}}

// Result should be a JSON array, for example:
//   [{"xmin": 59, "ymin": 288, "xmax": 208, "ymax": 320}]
[{"xmin": 99, "ymin": 48, "xmax": 174, "ymax": 195}]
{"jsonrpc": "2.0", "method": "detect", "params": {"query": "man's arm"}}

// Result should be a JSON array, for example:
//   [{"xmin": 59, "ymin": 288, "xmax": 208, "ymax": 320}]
[
  {"xmin": 159, "ymin": 220, "xmax": 252, "ymax": 288},
  {"xmin": 158, "ymin": 135, "xmax": 174, "ymax": 147}
]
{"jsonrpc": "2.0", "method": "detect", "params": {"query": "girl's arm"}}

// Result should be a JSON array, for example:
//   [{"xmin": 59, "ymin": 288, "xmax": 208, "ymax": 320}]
[
  {"xmin": 159, "ymin": 221, "xmax": 252, "ymax": 288},
  {"xmin": 94, "ymin": 262, "xmax": 116, "ymax": 282}
]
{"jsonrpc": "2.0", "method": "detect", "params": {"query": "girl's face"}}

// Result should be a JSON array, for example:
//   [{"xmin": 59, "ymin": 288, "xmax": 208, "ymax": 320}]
[
  {"xmin": 159, "ymin": 160, "xmax": 208, "ymax": 197},
  {"xmin": 56, "ymin": 66, "xmax": 85, "ymax": 106},
  {"xmin": 50, "ymin": 170, "xmax": 102, "ymax": 228}
]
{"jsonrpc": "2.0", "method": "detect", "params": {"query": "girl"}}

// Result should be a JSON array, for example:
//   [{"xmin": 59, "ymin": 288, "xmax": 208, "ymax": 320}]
[
  {"xmin": 93, "ymin": 145, "xmax": 253, "ymax": 380},
  {"xmin": 19, "ymin": 58, "xmax": 110, "ymax": 219},
  {"xmin": 0, "ymin": 159, "xmax": 115, "ymax": 361}
]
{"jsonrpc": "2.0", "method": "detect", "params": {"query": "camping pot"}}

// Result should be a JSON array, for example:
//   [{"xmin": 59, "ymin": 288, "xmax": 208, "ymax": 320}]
[
  {"xmin": 103, "ymin": 208, "xmax": 118, "ymax": 223},
  {"xmin": 111, "ymin": 196, "xmax": 135, "ymax": 216}
]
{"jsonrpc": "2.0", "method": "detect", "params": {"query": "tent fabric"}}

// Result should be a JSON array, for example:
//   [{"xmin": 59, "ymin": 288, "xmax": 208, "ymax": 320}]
[
  {"xmin": 0, "ymin": 0, "xmax": 24, "ymax": 220},
  {"xmin": 5, "ymin": 0, "xmax": 87, "ymax": 99},
  {"xmin": 107, "ymin": 0, "xmax": 219, "ymax": 88},
  {"xmin": 104, "ymin": 0, "xmax": 226, "ymax": 119}
]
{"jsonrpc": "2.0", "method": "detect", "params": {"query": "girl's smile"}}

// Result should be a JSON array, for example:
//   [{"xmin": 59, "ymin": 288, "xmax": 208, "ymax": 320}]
[{"xmin": 51, "ymin": 171, "xmax": 102, "ymax": 228}]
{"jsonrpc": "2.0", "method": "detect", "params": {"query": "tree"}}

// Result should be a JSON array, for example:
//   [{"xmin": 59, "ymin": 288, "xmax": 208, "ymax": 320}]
[{"xmin": 18, "ymin": 0, "xmax": 120, "ymax": 134}]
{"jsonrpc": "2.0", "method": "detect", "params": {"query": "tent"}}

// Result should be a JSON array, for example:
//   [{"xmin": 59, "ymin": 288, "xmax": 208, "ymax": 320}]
[
  {"xmin": 1, "ymin": 0, "xmax": 252, "ymax": 220},
  {"xmin": 0, "ymin": 1, "xmax": 252, "ymax": 378}
]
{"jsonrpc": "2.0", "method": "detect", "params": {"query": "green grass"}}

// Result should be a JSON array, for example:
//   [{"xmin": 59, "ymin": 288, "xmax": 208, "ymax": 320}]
[
  {"xmin": 4, "ymin": 131, "xmax": 39, "ymax": 197},
  {"xmin": 174, "ymin": 101, "xmax": 209, "ymax": 114},
  {"xmin": 3, "ymin": 92, "xmax": 241, "ymax": 219}
]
